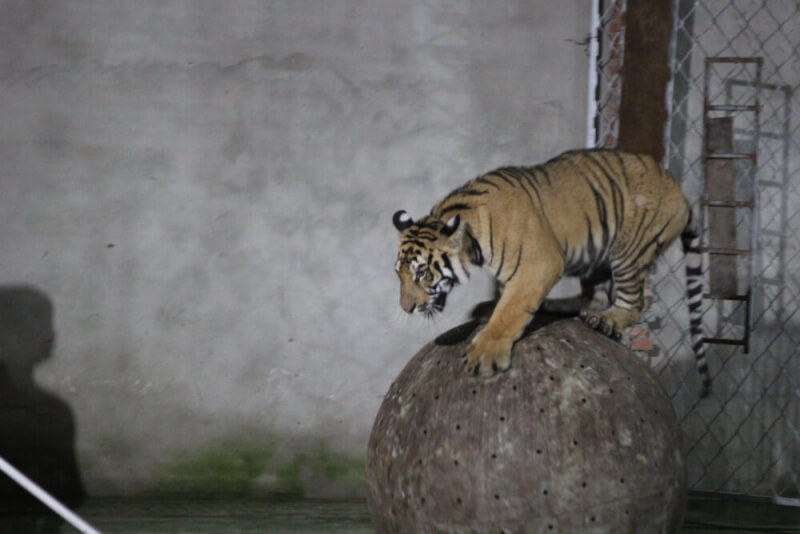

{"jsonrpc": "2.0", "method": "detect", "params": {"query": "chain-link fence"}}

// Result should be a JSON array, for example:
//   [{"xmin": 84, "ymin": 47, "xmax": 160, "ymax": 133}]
[{"xmin": 593, "ymin": 0, "xmax": 800, "ymax": 500}]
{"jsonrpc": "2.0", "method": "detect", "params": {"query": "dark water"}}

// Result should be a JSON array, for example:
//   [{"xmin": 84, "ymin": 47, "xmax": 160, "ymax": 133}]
[
  {"xmin": 78, "ymin": 498, "xmax": 372, "ymax": 533},
  {"xmin": 58, "ymin": 494, "xmax": 798, "ymax": 533},
  {"xmin": 682, "ymin": 494, "xmax": 800, "ymax": 533}
]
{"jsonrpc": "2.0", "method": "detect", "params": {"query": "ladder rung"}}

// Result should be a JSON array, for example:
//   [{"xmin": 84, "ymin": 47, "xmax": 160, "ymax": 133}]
[
  {"xmin": 755, "ymin": 131, "xmax": 786, "ymax": 140},
  {"xmin": 703, "ymin": 292, "xmax": 749, "ymax": 301},
  {"xmin": 759, "ymin": 180, "xmax": 783, "ymax": 188},
  {"xmin": 707, "ymin": 104, "xmax": 758, "ymax": 112},
  {"xmin": 706, "ymin": 152, "xmax": 756, "ymax": 160},
  {"xmin": 759, "ymin": 277, "xmax": 782, "ymax": 286},
  {"xmin": 761, "ymin": 229, "xmax": 783, "ymax": 237},
  {"xmin": 702, "ymin": 247, "xmax": 751, "ymax": 256},
  {"xmin": 703, "ymin": 336, "xmax": 747, "ymax": 347},
  {"xmin": 733, "ymin": 126, "xmax": 782, "ymax": 140},
  {"xmin": 705, "ymin": 57, "xmax": 762, "ymax": 65},
  {"xmin": 702, "ymin": 199, "xmax": 754, "ymax": 208}
]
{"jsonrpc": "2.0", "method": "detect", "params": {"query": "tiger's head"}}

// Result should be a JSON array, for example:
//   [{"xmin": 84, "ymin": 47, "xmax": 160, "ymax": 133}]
[{"xmin": 392, "ymin": 210, "xmax": 469, "ymax": 318}]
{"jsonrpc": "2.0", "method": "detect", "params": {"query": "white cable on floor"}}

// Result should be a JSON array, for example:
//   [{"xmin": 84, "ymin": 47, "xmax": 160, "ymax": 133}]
[{"xmin": 0, "ymin": 455, "xmax": 101, "ymax": 534}]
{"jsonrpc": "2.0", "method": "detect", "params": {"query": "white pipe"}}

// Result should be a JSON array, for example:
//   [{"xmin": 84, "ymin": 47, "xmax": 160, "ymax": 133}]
[
  {"xmin": 0, "ymin": 455, "xmax": 101, "ymax": 534},
  {"xmin": 586, "ymin": 0, "xmax": 601, "ymax": 148},
  {"xmin": 662, "ymin": 0, "xmax": 680, "ymax": 166}
]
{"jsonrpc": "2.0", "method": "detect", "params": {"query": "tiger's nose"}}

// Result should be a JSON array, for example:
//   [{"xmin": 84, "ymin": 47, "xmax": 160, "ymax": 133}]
[{"xmin": 402, "ymin": 303, "xmax": 416, "ymax": 314}]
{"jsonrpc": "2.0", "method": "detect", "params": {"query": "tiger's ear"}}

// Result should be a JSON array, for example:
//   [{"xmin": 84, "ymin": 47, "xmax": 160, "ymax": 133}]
[
  {"xmin": 441, "ymin": 214, "xmax": 465, "ymax": 249},
  {"xmin": 393, "ymin": 210, "xmax": 414, "ymax": 232},
  {"xmin": 440, "ymin": 214, "xmax": 460, "ymax": 236}
]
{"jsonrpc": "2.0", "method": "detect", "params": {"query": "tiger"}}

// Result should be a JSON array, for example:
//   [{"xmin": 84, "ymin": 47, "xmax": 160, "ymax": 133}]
[{"xmin": 392, "ymin": 148, "xmax": 712, "ymax": 397}]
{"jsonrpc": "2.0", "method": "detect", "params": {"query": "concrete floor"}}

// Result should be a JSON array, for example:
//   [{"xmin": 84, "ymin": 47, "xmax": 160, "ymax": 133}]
[{"xmin": 3, "ymin": 493, "xmax": 797, "ymax": 533}]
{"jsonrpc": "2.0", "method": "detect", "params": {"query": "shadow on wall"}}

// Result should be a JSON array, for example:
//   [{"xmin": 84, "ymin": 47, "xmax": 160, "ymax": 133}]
[{"xmin": 0, "ymin": 285, "xmax": 85, "ymax": 533}]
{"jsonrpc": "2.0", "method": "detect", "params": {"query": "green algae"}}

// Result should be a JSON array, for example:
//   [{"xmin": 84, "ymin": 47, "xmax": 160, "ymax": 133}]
[{"xmin": 150, "ymin": 437, "xmax": 364, "ymax": 498}]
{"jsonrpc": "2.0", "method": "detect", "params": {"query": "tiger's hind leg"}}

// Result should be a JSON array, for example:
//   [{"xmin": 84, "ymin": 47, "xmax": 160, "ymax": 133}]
[{"xmin": 580, "ymin": 260, "xmax": 650, "ymax": 339}]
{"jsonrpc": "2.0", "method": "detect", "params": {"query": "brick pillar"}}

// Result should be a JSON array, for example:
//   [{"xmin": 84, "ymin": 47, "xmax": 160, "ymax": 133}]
[{"xmin": 615, "ymin": 0, "xmax": 674, "ymax": 160}]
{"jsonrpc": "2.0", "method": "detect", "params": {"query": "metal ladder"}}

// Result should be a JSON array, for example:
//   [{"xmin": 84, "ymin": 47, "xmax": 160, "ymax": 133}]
[{"xmin": 700, "ymin": 57, "xmax": 762, "ymax": 353}]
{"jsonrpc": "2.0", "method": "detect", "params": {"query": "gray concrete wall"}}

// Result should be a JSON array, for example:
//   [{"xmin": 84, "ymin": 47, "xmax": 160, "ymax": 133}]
[{"xmin": 0, "ymin": 1, "xmax": 589, "ymax": 495}]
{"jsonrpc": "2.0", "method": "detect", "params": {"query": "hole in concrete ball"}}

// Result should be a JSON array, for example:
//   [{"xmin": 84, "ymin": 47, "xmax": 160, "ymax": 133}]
[
  {"xmin": 512, "ymin": 385, "xmax": 518, "ymax": 391},
  {"xmin": 582, "ymin": 481, "xmax": 587, "ymax": 488},
  {"xmin": 499, "ymin": 415, "xmax": 506, "ymax": 421},
  {"xmin": 491, "ymin": 453, "xmax": 497, "ymax": 459},
  {"xmin": 543, "ymin": 489, "xmax": 549, "ymax": 495},
  {"xmin": 454, "ymin": 459, "xmax": 459, "ymax": 466},
  {"xmin": 536, "ymin": 449, "xmax": 542, "ymax": 454},
  {"xmin": 457, "ymin": 497, "xmax": 462, "ymax": 504},
  {"xmin": 494, "ymin": 494, "xmax": 500, "ymax": 500},
  {"xmin": 455, "ymin": 424, "xmax": 461, "ymax": 431}
]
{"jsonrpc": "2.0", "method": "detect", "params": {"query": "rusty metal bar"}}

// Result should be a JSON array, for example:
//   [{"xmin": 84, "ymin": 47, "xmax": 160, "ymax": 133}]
[
  {"xmin": 707, "ymin": 104, "xmax": 759, "ymax": 112},
  {"xmin": 702, "ymin": 247, "xmax": 751, "ymax": 256},
  {"xmin": 705, "ymin": 56, "xmax": 762, "ymax": 64},
  {"xmin": 701, "ymin": 199, "xmax": 754, "ymax": 208},
  {"xmin": 703, "ymin": 293, "xmax": 749, "ymax": 301},
  {"xmin": 705, "ymin": 152, "xmax": 756, "ymax": 160}
]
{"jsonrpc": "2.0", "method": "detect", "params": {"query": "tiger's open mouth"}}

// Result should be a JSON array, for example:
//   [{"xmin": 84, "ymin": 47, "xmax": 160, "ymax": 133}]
[{"xmin": 421, "ymin": 292, "xmax": 447, "ymax": 319}]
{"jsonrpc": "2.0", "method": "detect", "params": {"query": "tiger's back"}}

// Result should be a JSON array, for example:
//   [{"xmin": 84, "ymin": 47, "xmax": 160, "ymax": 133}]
[{"xmin": 433, "ymin": 150, "xmax": 690, "ymax": 281}]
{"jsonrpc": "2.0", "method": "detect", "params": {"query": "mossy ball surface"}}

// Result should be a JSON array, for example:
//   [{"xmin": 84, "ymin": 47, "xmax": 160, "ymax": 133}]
[{"xmin": 366, "ymin": 318, "xmax": 686, "ymax": 533}]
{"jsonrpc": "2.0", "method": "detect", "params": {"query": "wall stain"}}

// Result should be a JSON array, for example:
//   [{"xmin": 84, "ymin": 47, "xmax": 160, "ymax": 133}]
[{"xmin": 150, "ymin": 437, "xmax": 364, "ymax": 499}]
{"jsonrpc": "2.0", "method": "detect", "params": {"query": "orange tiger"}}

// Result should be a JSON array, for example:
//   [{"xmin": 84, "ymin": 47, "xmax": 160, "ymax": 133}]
[{"xmin": 393, "ymin": 149, "xmax": 710, "ymax": 397}]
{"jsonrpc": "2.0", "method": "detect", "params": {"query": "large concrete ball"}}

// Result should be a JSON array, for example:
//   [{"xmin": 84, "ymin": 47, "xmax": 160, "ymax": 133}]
[{"xmin": 366, "ymin": 318, "xmax": 686, "ymax": 533}]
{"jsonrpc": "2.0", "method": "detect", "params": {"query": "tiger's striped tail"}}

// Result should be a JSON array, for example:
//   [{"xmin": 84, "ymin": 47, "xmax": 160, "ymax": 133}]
[{"xmin": 681, "ymin": 212, "xmax": 712, "ymax": 398}]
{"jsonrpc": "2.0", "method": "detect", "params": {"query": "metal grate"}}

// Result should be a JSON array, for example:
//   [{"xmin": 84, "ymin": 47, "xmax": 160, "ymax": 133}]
[{"xmin": 593, "ymin": 0, "xmax": 800, "ymax": 500}]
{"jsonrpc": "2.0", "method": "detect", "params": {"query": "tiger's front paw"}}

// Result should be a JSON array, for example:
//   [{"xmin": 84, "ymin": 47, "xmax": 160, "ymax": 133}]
[{"xmin": 463, "ymin": 333, "xmax": 512, "ymax": 378}]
